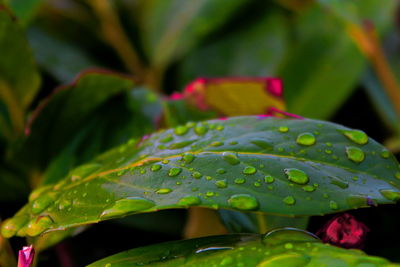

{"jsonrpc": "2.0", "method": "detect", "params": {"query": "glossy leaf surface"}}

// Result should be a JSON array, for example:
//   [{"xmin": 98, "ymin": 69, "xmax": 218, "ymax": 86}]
[
  {"xmin": 87, "ymin": 228, "xmax": 399, "ymax": 266},
  {"xmin": 3, "ymin": 116, "xmax": 400, "ymax": 237}
]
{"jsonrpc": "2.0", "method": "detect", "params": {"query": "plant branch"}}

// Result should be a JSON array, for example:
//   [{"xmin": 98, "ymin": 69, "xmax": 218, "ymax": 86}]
[
  {"xmin": 87, "ymin": 0, "xmax": 145, "ymax": 79},
  {"xmin": 348, "ymin": 21, "xmax": 400, "ymax": 117}
]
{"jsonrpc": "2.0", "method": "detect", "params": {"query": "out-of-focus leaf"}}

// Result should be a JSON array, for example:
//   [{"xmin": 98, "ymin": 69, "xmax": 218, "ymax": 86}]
[
  {"xmin": 0, "ymin": 231, "xmax": 16, "ymax": 267},
  {"xmin": 179, "ymin": 13, "xmax": 289, "ymax": 84},
  {"xmin": 0, "ymin": 165, "xmax": 29, "ymax": 202},
  {"xmin": 138, "ymin": 0, "xmax": 249, "ymax": 68},
  {"xmin": 281, "ymin": 1, "xmax": 396, "ymax": 119},
  {"xmin": 87, "ymin": 228, "xmax": 399, "ymax": 266},
  {"xmin": 8, "ymin": 0, "xmax": 42, "ymax": 26},
  {"xmin": 0, "ymin": 7, "xmax": 41, "ymax": 139},
  {"xmin": 27, "ymin": 27, "xmax": 99, "ymax": 83},
  {"xmin": 4, "ymin": 116, "xmax": 400, "ymax": 237}
]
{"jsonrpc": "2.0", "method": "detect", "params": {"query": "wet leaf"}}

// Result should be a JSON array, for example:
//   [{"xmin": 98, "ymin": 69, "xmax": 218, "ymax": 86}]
[
  {"xmin": 4, "ymin": 116, "xmax": 400, "ymax": 237},
  {"xmin": 87, "ymin": 228, "xmax": 399, "ymax": 266}
]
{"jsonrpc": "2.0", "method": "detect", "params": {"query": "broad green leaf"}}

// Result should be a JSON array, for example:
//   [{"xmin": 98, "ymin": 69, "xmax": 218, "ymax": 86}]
[
  {"xmin": 87, "ymin": 228, "xmax": 399, "ymax": 266},
  {"xmin": 3, "ymin": 116, "xmax": 400, "ymax": 237},
  {"xmin": 0, "ymin": 7, "xmax": 41, "ymax": 139},
  {"xmin": 179, "ymin": 12, "xmax": 289, "ymax": 84},
  {"xmin": 8, "ymin": 0, "xmax": 42, "ymax": 26},
  {"xmin": 138, "ymin": 0, "xmax": 249, "ymax": 67},
  {"xmin": 280, "ymin": 1, "xmax": 396, "ymax": 119},
  {"xmin": 27, "ymin": 27, "xmax": 99, "ymax": 83}
]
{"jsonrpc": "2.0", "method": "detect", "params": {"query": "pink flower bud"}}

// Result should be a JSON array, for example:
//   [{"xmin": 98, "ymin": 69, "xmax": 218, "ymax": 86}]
[{"xmin": 18, "ymin": 245, "xmax": 35, "ymax": 267}]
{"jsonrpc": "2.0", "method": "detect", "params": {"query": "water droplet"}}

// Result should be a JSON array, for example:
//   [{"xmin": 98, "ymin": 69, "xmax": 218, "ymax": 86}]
[
  {"xmin": 340, "ymin": 129, "xmax": 368, "ymax": 145},
  {"xmin": 168, "ymin": 167, "xmax": 182, "ymax": 177},
  {"xmin": 234, "ymin": 178, "xmax": 246, "ymax": 184},
  {"xmin": 151, "ymin": 164, "xmax": 162, "ymax": 172},
  {"xmin": 1, "ymin": 216, "xmax": 28, "ymax": 238},
  {"xmin": 174, "ymin": 125, "xmax": 188, "ymax": 136},
  {"xmin": 205, "ymin": 176, "xmax": 212, "ymax": 181},
  {"xmin": 284, "ymin": 168, "xmax": 309, "ymax": 185},
  {"xmin": 302, "ymin": 185, "xmax": 315, "ymax": 192},
  {"xmin": 31, "ymin": 193, "xmax": 58, "ymax": 214},
  {"xmin": 326, "ymin": 142, "xmax": 332, "ymax": 147},
  {"xmin": 352, "ymin": 176, "xmax": 359, "ymax": 181},
  {"xmin": 216, "ymin": 125, "xmax": 224, "ymax": 131},
  {"xmin": 381, "ymin": 150, "xmax": 390, "ymax": 159},
  {"xmin": 243, "ymin": 166, "xmax": 257, "ymax": 175},
  {"xmin": 26, "ymin": 216, "xmax": 53, "ymax": 236},
  {"xmin": 178, "ymin": 196, "xmax": 201, "ymax": 206},
  {"xmin": 215, "ymin": 180, "xmax": 227, "ymax": 188},
  {"xmin": 251, "ymin": 140, "xmax": 273, "ymax": 150},
  {"xmin": 253, "ymin": 182, "xmax": 261, "ymax": 187},
  {"xmin": 210, "ymin": 141, "xmax": 223, "ymax": 147},
  {"xmin": 162, "ymin": 159, "xmax": 169, "ymax": 164},
  {"xmin": 296, "ymin": 132, "xmax": 316, "ymax": 146},
  {"xmin": 156, "ymin": 188, "xmax": 172, "ymax": 194},
  {"xmin": 206, "ymin": 191, "xmax": 215, "ymax": 197},
  {"xmin": 325, "ymin": 149, "xmax": 332, "ymax": 154},
  {"xmin": 182, "ymin": 153, "xmax": 195, "ymax": 163},
  {"xmin": 100, "ymin": 197, "xmax": 155, "ymax": 219},
  {"xmin": 345, "ymin": 146, "xmax": 365, "ymax": 163},
  {"xmin": 329, "ymin": 176, "xmax": 349, "ymax": 189},
  {"xmin": 191, "ymin": 171, "xmax": 202, "ymax": 179},
  {"xmin": 279, "ymin": 126, "xmax": 289, "ymax": 133},
  {"xmin": 216, "ymin": 168, "xmax": 226, "ymax": 174},
  {"xmin": 264, "ymin": 175, "xmax": 274, "ymax": 184},
  {"xmin": 194, "ymin": 125, "xmax": 208, "ymax": 135},
  {"xmin": 229, "ymin": 141, "xmax": 238, "ymax": 145},
  {"xmin": 323, "ymin": 193, "xmax": 329, "ymax": 199},
  {"xmin": 283, "ymin": 196, "xmax": 296, "ymax": 205},
  {"xmin": 160, "ymin": 134, "xmax": 173, "ymax": 143},
  {"xmin": 222, "ymin": 152, "xmax": 240, "ymax": 165},
  {"xmin": 329, "ymin": 200, "xmax": 339, "ymax": 210},
  {"xmin": 379, "ymin": 189, "xmax": 400, "ymax": 201},
  {"xmin": 169, "ymin": 140, "xmax": 196, "ymax": 149},
  {"xmin": 228, "ymin": 194, "xmax": 259, "ymax": 210},
  {"xmin": 58, "ymin": 198, "xmax": 72, "ymax": 210}
]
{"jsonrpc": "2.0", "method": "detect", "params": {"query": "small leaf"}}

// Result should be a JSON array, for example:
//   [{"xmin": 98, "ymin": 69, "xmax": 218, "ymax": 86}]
[
  {"xmin": 4, "ymin": 116, "xmax": 400, "ymax": 237},
  {"xmin": 87, "ymin": 228, "xmax": 399, "ymax": 266}
]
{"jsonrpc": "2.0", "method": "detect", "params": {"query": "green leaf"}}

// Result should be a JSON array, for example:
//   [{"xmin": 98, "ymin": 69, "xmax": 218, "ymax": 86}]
[
  {"xmin": 8, "ymin": 0, "xmax": 42, "ymax": 26},
  {"xmin": 0, "ymin": 6, "xmax": 41, "ymax": 139},
  {"xmin": 4, "ymin": 116, "xmax": 400, "ymax": 237},
  {"xmin": 138, "ymin": 0, "xmax": 249, "ymax": 67},
  {"xmin": 87, "ymin": 228, "xmax": 399, "ymax": 266},
  {"xmin": 27, "ymin": 27, "xmax": 99, "ymax": 83},
  {"xmin": 179, "ymin": 12, "xmax": 289, "ymax": 83},
  {"xmin": 281, "ymin": 1, "xmax": 396, "ymax": 119}
]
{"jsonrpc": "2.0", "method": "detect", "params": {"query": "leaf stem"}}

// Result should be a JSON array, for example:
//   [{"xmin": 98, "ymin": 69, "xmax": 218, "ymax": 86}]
[
  {"xmin": 87, "ymin": 0, "xmax": 145, "ymax": 79},
  {"xmin": 348, "ymin": 21, "xmax": 400, "ymax": 118},
  {"xmin": 0, "ymin": 80, "xmax": 24, "ymax": 138},
  {"xmin": 256, "ymin": 213, "xmax": 268, "ymax": 234}
]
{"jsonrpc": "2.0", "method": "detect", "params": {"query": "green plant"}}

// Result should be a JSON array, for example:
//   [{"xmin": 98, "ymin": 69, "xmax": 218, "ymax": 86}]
[{"xmin": 1, "ymin": 0, "xmax": 400, "ymax": 266}]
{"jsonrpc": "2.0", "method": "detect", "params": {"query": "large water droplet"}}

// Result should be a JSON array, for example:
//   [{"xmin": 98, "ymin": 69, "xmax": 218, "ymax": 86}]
[
  {"xmin": 31, "ymin": 193, "xmax": 58, "ymax": 214},
  {"xmin": 100, "ymin": 197, "xmax": 155, "ymax": 219},
  {"xmin": 151, "ymin": 164, "xmax": 162, "ymax": 172},
  {"xmin": 296, "ymin": 132, "xmax": 316, "ymax": 146},
  {"xmin": 26, "ymin": 216, "xmax": 53, "ymax": 236},
  {"xmin": 215, "ymin": 180, "xmax": 227, "ymax": 188},
  {"xmin": 228, "ymin": 194, "xmax": 259, "ymax": 210},
  {"xmin": 168, "ymin": 167, "xmax": 182, "ymax": 177},
  {"xmin": 345, "ymin": 146, "xmax": 365, "ymax": 163},
  {"xmin": 283, "ymin": 196, "xmax": 296, "ymax": 205},
  {"xmin": 194, "ymin": 125, "xmax": 208, "ymax": 135},
  {"xmin": 243, "ymin": 166, "xmax": 257, "ymax": 175},
  {"xmin": 156, "ymin": 188, "xmax": 172, "ymax": 194},
  {"xmin": 191, "ymin": 171, "xmax": 202, "ymax": 179},
  {"xmin": 379, "ymin": 189, "xmax": 400, "ymax": 201},
  {"xmin": 264, "ymin": 175, "xmax": 274, "ymax": 184},
  {"xmin": 216, "ymin": 168, "xmax": 226, "ymax": 174},
  {"xmin": 329, "ymin": 176, "xmax": 349, "ymax": 189},
  {"xmin": 182, "ymin": 153, "xmax": 195, "ymax": 163},
  {"xmin": 340, "ymin": 129, "xmax": 368, "ymax": 145},
  {"xmin": 174, "ymin": 125, "xmax": 188, "ymax": 136},
  {"xmin": 222, "ymin": 152, "xmax": 240, "ymax": 165},
  {"xmin": 278, "ymin": 126, "xmax": 289, "ymax": 133},
  {"xmin": 1, "ymin": 216, "xmax": 28, "ymax": 238},
  {"xmin": 284, "ymin": 168, "xmax": 309, "ymax": 185},
  {"xmin": 178, "ymin": 196, "xmax": 201, "ymax": 206}
]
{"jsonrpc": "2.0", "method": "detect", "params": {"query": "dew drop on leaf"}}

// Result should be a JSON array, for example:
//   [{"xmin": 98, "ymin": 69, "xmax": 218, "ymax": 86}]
[
  {"xmin": 178, "ymin": 196, "xmax": 201, "ymax": 206},
  {"xmin": 284, "ymin": 168, "xmax": 309, "ymax": 185},
  {"xmin": 215, "ymin": 180, "xmax": 227, "ymax": 188},
  {"xmin": 380, "ymin": 150, "xmax": 390, "ymax": 159},
  {"xmin": 216, "ymin": 168, "xmax": 226, "ymax": 174},
  {"xmin": 234, "ymin": 178, "xmax": 246, "ymax": 184},
  {"xmin": 168, "ymin": 167, "xmax": 182, "ymax": 177},
  {"xmin": 210, "ymin": 141, "xmax": 223, "ymax": 147},
  {"xmin": 340, "ymin": 129, "xmax": 368, "ymax": 145},
  {"xmin": 345, "ymin": 146, "xmax": 365, "ymax": 163},
  {"xmin": 379, "ymin": 189, "xmax": 400, "ymax": 201},
  {"xmin": 156, "ymin": 188, "xmax": 172, "ymax": 194},
  {"xmin": 264, "ymin": 175, "xmax": 274, "ymax": 184},
  {"xmin": 329, "ymin": 200, "xmax": 339, "ymax": 210},
  {"xmin": 151, "ymin": 164, "xmax": 162, "ymax": 172},
  {"xmin": 194, "ymin": 125, "xmax": 208, "ymax": 135},
  {"xmin": 296, "ymin": 132, "xmax": 316, "ymax": 146},
  {"xmin": 243, "ymin": 166, "xmax": 257, "ymax": 175},
  {"xmin": 302, "ymin": 185, "xmax": 315, "ymax": 192},
  {"xmin": 222, "ymin": 152, "xmax": 240, "ymax": 165},
  {"xmin": 174, "ymin": 125, "xmax": 188, "ymax": 136},
  {"xmin": 329, "ymin": 176, "xmax": 349, "ymax": 189},
  {"xmin": 228, "ymin": 194, "xmax": 259, "ymax": 210},
  {"xmin": 283, "ymin": 196, "xmax": 296, "ymax": 205},
  {"xmin": 191, "ymin": 171, "xmax": 202, "ymax": 179},
  {"xmin": 100, "ymin": 197, "xmax": 155, "ymax": 219},
  {"xmin": 182, "ymin": 153, "xmax": 195, "ymax": 163},
  {"xmin": 278, "ymin": 126, "xmax": 289, "ymax": 133}
]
